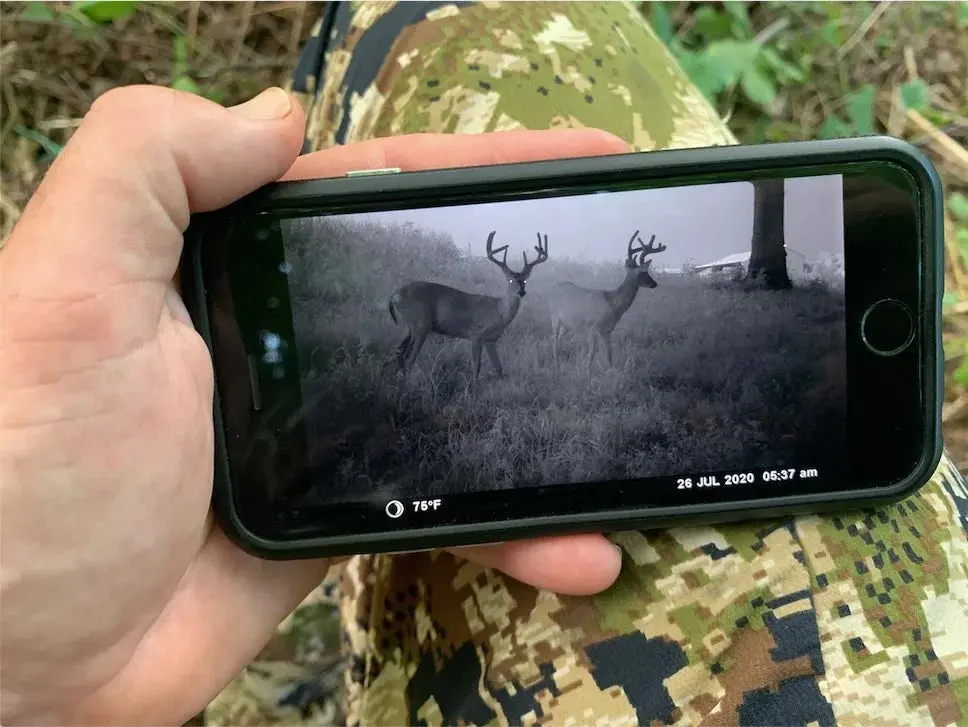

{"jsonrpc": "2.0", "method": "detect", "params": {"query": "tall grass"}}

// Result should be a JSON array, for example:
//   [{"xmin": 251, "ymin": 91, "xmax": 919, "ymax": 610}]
[{"xmin": 284, "ymin": 216, "xmax": 848, "ymax": 503}]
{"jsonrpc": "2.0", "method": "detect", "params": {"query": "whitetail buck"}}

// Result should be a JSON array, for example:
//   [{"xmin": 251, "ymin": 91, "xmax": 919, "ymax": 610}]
[
  {"xmin": 549, "ymin": 230, "xmax": 667, "ymax": 370},
  {"xmin": 388, "ymin": 231, "xmax": 549, "ymax": 378}
]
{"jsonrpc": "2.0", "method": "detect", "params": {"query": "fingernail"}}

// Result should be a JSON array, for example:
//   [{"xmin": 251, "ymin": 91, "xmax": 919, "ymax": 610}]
[{"xmin": 229, "ymin": 87, "xmax": 292, "ymax": 121}]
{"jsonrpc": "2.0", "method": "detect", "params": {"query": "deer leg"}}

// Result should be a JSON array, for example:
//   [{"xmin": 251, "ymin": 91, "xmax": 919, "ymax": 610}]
[
  {"xmin": 395, "ymin": 334, "xmax": 412, "ymax": 371},
  {"xmin": 587, "ymin": 333, "xmax": 599, "ymax": 373},
  {"xmin": 552, "ymin": 322, "xmax": 562, "ymax": 369},
  {"xmin": 470, "ymin": 337, "xmax": 483, "ymax": 379},
  {"xmin": 602, "ymin": 332, "xmax": 613, "ymax": 367},
  {"xmin": 405, "ymin": 329, "xmax": 429, "ymax": 371},
  {"xmin": 484, "ymin": 341, "xmax": 504, "ymax": 378}
]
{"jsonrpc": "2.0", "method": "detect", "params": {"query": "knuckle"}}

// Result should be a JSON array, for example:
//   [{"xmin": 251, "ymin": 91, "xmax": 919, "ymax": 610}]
[
  {"xmin": 79, "ymin": 85, "xmax": 188, "ymax": 158},
  {"xmin": 88, "ymin": 84, "xmax": 171, "ymax": 118}
]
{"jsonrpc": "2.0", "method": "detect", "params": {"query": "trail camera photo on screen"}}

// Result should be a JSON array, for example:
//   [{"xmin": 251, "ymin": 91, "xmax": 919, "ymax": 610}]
[{"xmin": 281, "ymin": 175, "xmax": 848, "ymax": 504}]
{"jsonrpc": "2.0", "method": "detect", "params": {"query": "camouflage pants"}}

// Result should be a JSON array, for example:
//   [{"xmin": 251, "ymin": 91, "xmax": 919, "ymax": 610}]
[{"xmin": 205, "ymin": 3, "xmax": 968, "ymax": 726}]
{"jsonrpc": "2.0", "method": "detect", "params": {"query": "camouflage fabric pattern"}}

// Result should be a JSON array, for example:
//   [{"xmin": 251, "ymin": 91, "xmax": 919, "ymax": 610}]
[
  {"xmin": 203, "ymin": 2, "xmax": 968, "ymax": 725},
  {"xmin": 203, "ymin": 566, "xmax": 345, "ymax": 727},
  {"xmin": 287, "ymin": 0, "xmax": 735, "ymax": 152}
]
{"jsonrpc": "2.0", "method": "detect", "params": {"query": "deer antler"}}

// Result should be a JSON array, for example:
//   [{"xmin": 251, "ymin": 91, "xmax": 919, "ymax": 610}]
[
  {"xmin": 627, "ymin": 229, "xmax": 643, "ymax": 265},
  {"xmin": 637, "ymin": 233, "xmax": 667, "ymax": 265},
  {"xmin": 485, "ymin": 231, "xmax": 511, "ymax": 274},
  {"xmin": 520, "ymin": 233, "xmax": 549, "ymax": 276},
  {"xmin": 628, "ymin": 231, "xmax": 666, "ymax": 266}
]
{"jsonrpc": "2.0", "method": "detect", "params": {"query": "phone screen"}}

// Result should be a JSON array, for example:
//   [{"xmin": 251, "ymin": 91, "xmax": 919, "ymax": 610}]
[
  {"xmin": 196, "ymin": 157, "xmax": 930, "ymax": 544},
  {"xmin": 289, "ymin": 175, "xmax": 847, "ymax": 498}
]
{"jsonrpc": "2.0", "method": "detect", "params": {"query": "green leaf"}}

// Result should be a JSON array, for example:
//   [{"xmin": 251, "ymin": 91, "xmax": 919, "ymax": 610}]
[
  {"xmin": 954, "ymin": 359, "xmax": 968, "ymax": 387},
  {"xmin": 845, "ymin": 84, "xmax": 876, "ymax": 135},
  {"xmin": 948, "ymin": 191, "xmax": 968, "ymax": 222},
  {"xmin": 13, "ymin": 125, "xmax": 64, "ymax": 159},
  {"xmin": 57, "ymin": 7, "xmax": 98, "ymax": 38},
  {"xmin": 957, "ymin": 227, "xmax": 968, "ymax": 267},
  {"xmin": 203, "ymin": 87, "xmax": 225, "ymax": 104},
  {"xmin": 819, "ymin": 115, "xmax": 853, "ymax": 139},
  {"xmin": 19, "ymin": 4, "xmax": 56, "ymax": 21},
  {"xmin": 760, "ymin": 47, "xmax": 805, "ymax": 84},
  {"xmin": 170, "ymin": 75, "xmax": 201, "ymax": 95},
  {"xmin": 693, "ymin": 6, "xmax": 735, "ymax": 41},
  {"xmin": 703, "ymin": 40, "xmax": 760, "ymax": 87},
  {"xmin": 818, "ymin": 20, "xmax": 841, "ymax": 47},
  {"xmin": 740, "ymin": 66, "xmax": 777, "ymax": 107},
  {"xmin": 676, "ymin": 51, "xmax": 729, "ymax": 100},
  {"xmin": 958, "ymin": 1, "xmax": 968, "ymax": 30},
  {"xmin": 724, "ymin": 1, "xmax": 753, "ymax": 35},
  {"xmin": 943, "ymin": 291, "xmax": 961, "ymax": 308},
  {"xmin": 74, "ymin": 1, "xmax": 137, "ymax": 23},
  {"xmin": 899, "ymin": 79, "xmax": 929, "ymax": 112},
  {"xmin": 172, "ymin": 34, "xmax": 190, "ymax": 77},
  {"xmin": 649, "ymin": 2, "xmax": 674, "ymax": 46}
]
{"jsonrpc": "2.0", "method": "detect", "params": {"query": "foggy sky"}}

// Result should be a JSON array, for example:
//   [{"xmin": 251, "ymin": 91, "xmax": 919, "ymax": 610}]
[{"xmin": 342, "ymin": 175, "xmax": 844, "ymax": 269}]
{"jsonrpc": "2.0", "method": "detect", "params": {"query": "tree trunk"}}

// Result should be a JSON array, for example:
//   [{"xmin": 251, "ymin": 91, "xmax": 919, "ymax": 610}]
[{"xmin": 747, "ymin": 178, "xmax": 792, "ymax": 289}]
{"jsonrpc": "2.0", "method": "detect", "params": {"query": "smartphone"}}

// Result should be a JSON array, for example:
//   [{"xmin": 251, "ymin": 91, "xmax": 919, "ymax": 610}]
[{"xmin": 181, "ymin": 136, "xmax": 944, "ymax": 560}]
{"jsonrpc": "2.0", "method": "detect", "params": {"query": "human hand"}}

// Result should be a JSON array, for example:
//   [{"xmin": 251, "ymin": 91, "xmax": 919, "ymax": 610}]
[{"xmin": 0, "ymin": 85, "xmax": 626, "ymax": 726}]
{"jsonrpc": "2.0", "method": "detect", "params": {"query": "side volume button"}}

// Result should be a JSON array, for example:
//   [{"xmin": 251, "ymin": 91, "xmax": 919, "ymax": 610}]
[
  {"xmin": 345, "ymin": 167, "xmax": 401, "ymax": 177},
  {"xmin": 247, "ymin": 354, "xmax": 263, "ymax": 411}
]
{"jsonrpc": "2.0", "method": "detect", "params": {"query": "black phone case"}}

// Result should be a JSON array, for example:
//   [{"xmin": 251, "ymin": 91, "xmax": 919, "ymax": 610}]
[{"xmin": 182, "ymin": 136, "xmax": 945, "ymax": 560}]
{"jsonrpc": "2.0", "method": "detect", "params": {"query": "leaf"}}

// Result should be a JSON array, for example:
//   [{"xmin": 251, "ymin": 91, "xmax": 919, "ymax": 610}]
[
  {"xmin": 954, "ymin": 358, "xmax": 968, "ymax": 387},
  {"xmin": 57, "ymin": 7, "xmax": 98, "ymax": 39},
  {"xmin": 957, "ymin": 227, "xmax": 968, "ymax": 267},
  {"xmin": 948, "ymin": 191, "xmax": 968, "ymax": 222},
  {"xmin": 845, "ymin": 84, "xmax": 876, "ymax": 135},
  {"xmin": 172, "ymin": 34, "xmax": 190, "ymax": 77},
  {"xmin": 203, "ymin": 87, "xmax": 225, "ymax": 104},
  {"xmin": 13, "ymin": 125, "xmax": 64, "ymax": 158},
  {"xmin": 760, "ymin": 47, "xmax": 805, "ymax": 84},
  {"xmin": 703, "ymin": 40, "xmax": 760, "ymax": 87},
  {"xmin": 818, "ymin": 20, "xmax": 841, "ymax": 48},
  {"xmin": 740, "ymin": 66, "xmax": 777, "ymax": 107},
  {"xmin": 676, "ymin": 51, "xmax": 729, "ymax": 100},
  {"xmin": 171, "ymin": 75, "xmax": 201, "ymax": 95},
  {"xmin": 74, "ymin": 0, "xmax": 137, "ymax": 23},
  {"xmin": 693, "ymin": 6, "xmax": 734, "ymax": 41},
  {"xmin": 899, "ymin": 79, "xmax": 929, "ymax": 111},
  {"xmin": 959, "ymin": 1, "xmax": 968, "ymax": 30},
  {"xmin": 649, "ymin": 2, "xmax": 674, "ymax": 46},
  {"xmin": 943, "ymin": 291, "xmax": 961, "ymax": 308},
  {"xmin": 819, "ymin": 115, "xmax": 853, "ymax": 139},
  {"xmin": 724, "ymin": 0, "xmax": 753, "ymax": 35},
  {"xmin": 19, "ymin": 4, "xmax": 56, "ymax": 21}
]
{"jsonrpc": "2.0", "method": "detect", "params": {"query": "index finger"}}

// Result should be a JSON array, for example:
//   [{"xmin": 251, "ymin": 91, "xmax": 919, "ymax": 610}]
[{"xmin": 282, "ymin": 128, "xmax": 632, "ymax": 180}]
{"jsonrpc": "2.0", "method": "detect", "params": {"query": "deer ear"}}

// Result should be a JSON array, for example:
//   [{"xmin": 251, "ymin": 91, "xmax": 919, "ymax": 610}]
[{"xmin": 642, "ymin": 259, "xmax": 653, "ymax": 270}]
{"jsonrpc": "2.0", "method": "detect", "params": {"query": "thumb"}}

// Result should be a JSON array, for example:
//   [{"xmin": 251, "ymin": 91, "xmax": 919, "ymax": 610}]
[{"xmin": 3, "ymin": 85, "xmax": 305, "ymax": 297}]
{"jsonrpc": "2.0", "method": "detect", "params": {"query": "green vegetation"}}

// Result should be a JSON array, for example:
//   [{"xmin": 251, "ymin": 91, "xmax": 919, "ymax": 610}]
[{"xmin": 947, "ymin": 192, "xmax": 968, "ymax": 388}]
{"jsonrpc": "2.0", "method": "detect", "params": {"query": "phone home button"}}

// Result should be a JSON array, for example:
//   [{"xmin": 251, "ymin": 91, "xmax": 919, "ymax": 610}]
[{"xmin": 861, "ymin": 299, "xmax": 915, "ymax": 357}]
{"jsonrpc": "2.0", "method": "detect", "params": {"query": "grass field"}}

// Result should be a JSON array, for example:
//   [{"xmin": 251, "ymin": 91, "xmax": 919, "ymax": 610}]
[{"xmin": 286, "ymin": 216, "xmax": 848, "ymax": 502}]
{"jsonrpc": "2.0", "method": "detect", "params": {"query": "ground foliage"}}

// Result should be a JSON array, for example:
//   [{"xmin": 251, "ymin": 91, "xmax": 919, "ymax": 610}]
[{"xmin": 284, "ymin": 216, "xmax": 847, "ymax": 502}]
